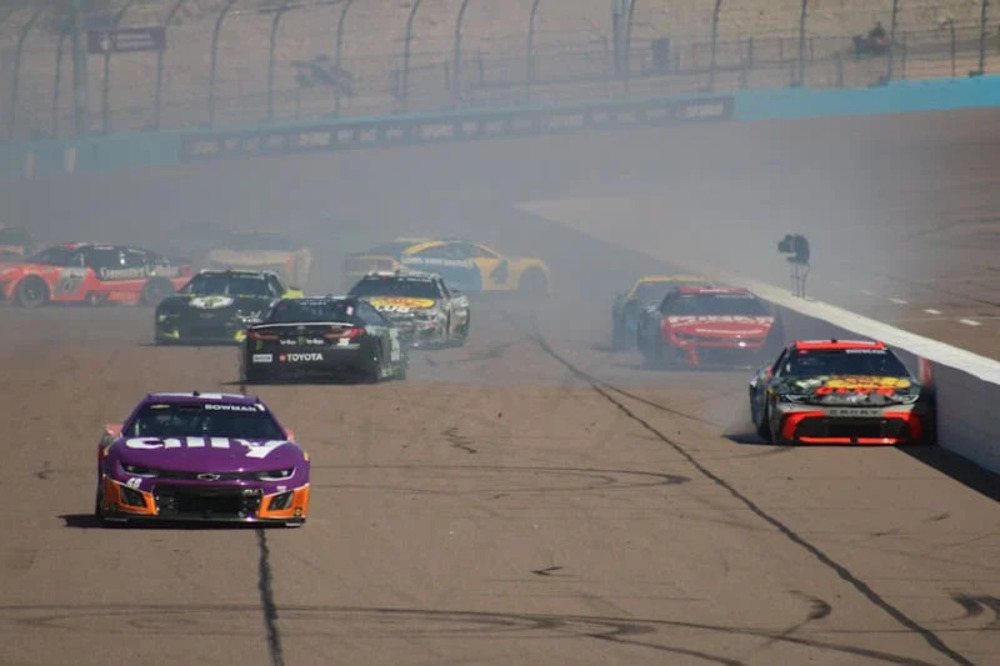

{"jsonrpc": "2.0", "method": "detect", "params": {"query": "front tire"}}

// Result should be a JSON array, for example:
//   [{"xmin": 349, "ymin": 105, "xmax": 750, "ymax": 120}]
[
  {"xmin": 755, "ymin": 399, "xmax": 771, "ymax": 440},
  {"xmin": 365, "ymin": 344, "xmax": 385, "ymax": 383},
  {"xmin": 141, "ymin": 277, "xmax": 175, "ymax": 307},
  {"xmin": 15, "ymin": 276, "xmax": 48, "ymax": 308}
]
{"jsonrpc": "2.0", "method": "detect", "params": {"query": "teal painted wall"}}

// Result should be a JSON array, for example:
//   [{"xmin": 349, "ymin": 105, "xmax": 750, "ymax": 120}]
[
  {"xmin": 735, "ymin": 75, "xmax": 1000, "ymax": 121},
  {"xmin": 2, "ymin": 75, "xmax": 1000, "ymax": 180}
]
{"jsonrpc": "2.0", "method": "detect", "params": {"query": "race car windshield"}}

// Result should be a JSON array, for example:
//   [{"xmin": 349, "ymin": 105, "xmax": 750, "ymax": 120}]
[
  {"xmin": 267, "ymin": 299, "xmax": 356, "ymax": 323},
  {"xmin": 181, "ymin": 274, "xmax": 271, "ymax": 296},
  {"xmin": 784, "ymin": 350, "xmax": 911, "ymax": 378},
  {"xmin": 633, "ymin": 282, "xmax": 704, "ymax": 304},
  {"xmin": 126, "ymin": 403, "xmax": 285, "ymax": 439},
  {"xmin": 349, "ymin": 278, "xmax": 439, "ymax": 299},
  {"xmin": 663, "ymin": 293, "xmax": 769, "ymax": 316},
  {"xmin": 27, "ymin": 246, "xmax": 77, "ymax": 266}
]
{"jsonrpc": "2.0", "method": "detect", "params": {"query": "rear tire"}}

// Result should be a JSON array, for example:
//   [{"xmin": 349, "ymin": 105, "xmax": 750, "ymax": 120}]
[
  {"xmin": 141, "ymin": 277, "xmax": 175, "ymax": 307},
  {"xmin": 14, "ymin": 276, "xmax": 48, "ymax": 308},
  {"xmin": 517, "ymin": 269, "xmax": 548, "ymax": 298}
]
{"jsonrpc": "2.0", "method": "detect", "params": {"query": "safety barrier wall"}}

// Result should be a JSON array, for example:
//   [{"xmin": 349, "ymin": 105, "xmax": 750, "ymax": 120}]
[
  {"xmin": 4, "ymin": 73, "xmax": 1000, "ymax": 180},
  {"xmin": 775, "ymin": 304, "xmax": 1000, "ymax": 473}
]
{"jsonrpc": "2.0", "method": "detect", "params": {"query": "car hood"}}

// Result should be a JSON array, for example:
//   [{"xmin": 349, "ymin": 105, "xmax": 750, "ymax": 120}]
[
  {"xmin": 160, "ymin": 294, "xmax": 273, "ymax": 312},
  {"xmin": 113, "ymin": 436, "xmax": 303, "ymax": 472},
  {"xmin": 773, "ymin": 374, "xmax": 921, "ymax": 406},
  {"xmin": 666, "ymin": 315, "xmax": 774, "ymax": 337},
  {"xmin": 206, "ymin": 249, "xmax": 298, "ymax": 264}
]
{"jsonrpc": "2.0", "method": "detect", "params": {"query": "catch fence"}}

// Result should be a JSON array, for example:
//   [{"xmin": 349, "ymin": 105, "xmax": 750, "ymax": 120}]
[{"xmin": 0, "ymin": 0, "xmax": 996, "ymax": 140}]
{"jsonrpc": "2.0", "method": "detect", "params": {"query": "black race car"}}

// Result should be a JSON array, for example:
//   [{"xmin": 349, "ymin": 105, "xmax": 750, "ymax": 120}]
[
  {"xmin": 154, "ymin": 270, "xmax": 301, "ymax": 345},
  {"xmin": 239, "ymin": 296, "xmax": 409, "ymax": 383}
]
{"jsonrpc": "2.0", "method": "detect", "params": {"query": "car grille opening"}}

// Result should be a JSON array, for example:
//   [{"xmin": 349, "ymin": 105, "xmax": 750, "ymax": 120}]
[
  {"xmin": 796, "ymin": 418, "xmax": 911, "ymax": 441},
  {"xmin": 154, "ymin": 485, "xmax": 262, "ymax": 519}
]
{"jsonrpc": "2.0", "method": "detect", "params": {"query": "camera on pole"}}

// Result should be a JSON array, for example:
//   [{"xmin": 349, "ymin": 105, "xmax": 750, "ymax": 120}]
[{"xmin": 777, "ymin": 233, "xmax": 810, "ymax": 297}]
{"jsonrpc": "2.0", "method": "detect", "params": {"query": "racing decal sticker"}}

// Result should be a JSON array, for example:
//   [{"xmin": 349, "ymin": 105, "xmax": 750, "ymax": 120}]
[
  {"xmin": 54, "ymin": 267, "xmax": 87, "ymax": 296},
  {"xmin": 814, "ymin": 375, "xmax": 911, "ymax": 395},
  {"xmin": 190, "ymin": 295, "xmax": 235, "ymax": 309},
  {"xmin": 203, "ymin": 403, "xmax": 265, "ymax": 411},
  {"xmin": 253, "ymin": 354, "xmax": 274, "ymax": 363},
  {"xmin": 99, "ymin": 266, "xmax": 149, "ymax": 280},
  {"xmin": 124, "ymin": 436, "xmax": 289, "ymax": 458},
  {"xmin": 279, "ymin": 353, "xmax": 323, "ymax": 362},
  {"xmin": 369, "ymin": 297, "xmax": 436, "ymax": 312}
]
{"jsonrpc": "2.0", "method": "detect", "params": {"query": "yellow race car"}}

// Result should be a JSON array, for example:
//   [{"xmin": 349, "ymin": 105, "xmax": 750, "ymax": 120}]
[
  {"xmin": 205, "ymin": 230, "xmax": 312, "ymax": 290},
  {"xmin": 345, "ymin": 238, "xmax": 550, "ymax": 295},
  {"xmin": 612, "ymin": 274, "xmax": 713, "ymax": 349}
]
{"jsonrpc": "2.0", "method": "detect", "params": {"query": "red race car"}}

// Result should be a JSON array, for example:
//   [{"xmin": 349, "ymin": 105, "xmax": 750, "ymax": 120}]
[
  {"xmin": 636, "ymin": 286, "xmax": 782, "ymax": 368},
  {"xmin": 0, "ymin": 243, "xmax": 193, "ymax": 308}
]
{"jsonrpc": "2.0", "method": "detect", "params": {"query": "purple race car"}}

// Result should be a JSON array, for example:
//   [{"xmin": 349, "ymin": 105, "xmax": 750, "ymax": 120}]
[{"xmin": 95, "ymin": 391, "xmax": 310, "ymax": 526}]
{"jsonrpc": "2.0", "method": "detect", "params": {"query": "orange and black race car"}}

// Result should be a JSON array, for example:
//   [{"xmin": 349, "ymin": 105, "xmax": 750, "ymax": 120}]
[
  {"xmin": 0, "ymin": 242, "xmax": 193, "ymax": 308},
  {"xmin": 748, "ymin": 339, "xmax": 936, "ymax": 446}
]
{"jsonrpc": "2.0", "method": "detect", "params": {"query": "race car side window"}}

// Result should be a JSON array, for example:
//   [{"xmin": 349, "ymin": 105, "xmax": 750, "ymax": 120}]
[
  {"xmin": 68, "ymin": 250, "xmax": 86, "ymax": 267},
  {"xmin": 85, "ymin": 248, "xmax": 124, "ymax": 270},
  {"xmin": 123, "ymin": 248, "xmax": 151, "ymax": 268},
  {"xmin": 265, "ymin": 274, "xmax": 284, "ymax": 296},
  {"xmin": 356, "ymin": 301, "xmax": 388, "ymax": 326},
  {"xmin": 437, "ymin": 279, "xmax": 450, "ymax": 298},
  {"xmin": 770, "ymin": 347, "xmax": 791, "ymax": 376},
  {"xmin": 465, "ymin": 243, "xmax": 499, "ymax": 259}
]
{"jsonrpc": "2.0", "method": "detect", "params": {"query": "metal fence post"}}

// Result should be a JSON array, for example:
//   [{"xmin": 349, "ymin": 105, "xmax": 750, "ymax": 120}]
[
  {"xmin": 102, "ymin": 0, "xmax": 137, "ymax": 134},
  {"xmin": 70, "ymin": 0, "xmax": 89, "ymax": 136},
  {"xmin": 208, "ymin": 0, "xmax": 238, "ymax": 127},
  {"xmin": 977, "ymin": 0, "xmax": 990, "ymax": 75},
  {"xmin": 153, "ymin": 0, "xmax": 187, "ymax": 130},
  {"xmin": 267, "ymin": 2, "xmax": 290, "ymax": 122},
  {"xmin": 796, "ymin": 0, "xmax": 808, "ymax": 85},
  {"xmin": 525, "ymin": 0, "xmax": 542, "ymax": 100},
  {"xmin": 624, "ymin": 0, "xmax": 637, "ymax": 83},
  {"xmin": 452, "ymin": 0, "xmax": 473, "ymax": 106},
  {"xmin": 401, "ymin": 0, "xmax": 426, "ymax": 112},
  {"xmin": 333, "ymin": 0, "xmax": 358, "ymax": 115},
  {"xmin": 708, "ymin": 0, "xmax": 724, "ymax": 90},
  {"xmin": 53, "ymin": 20, "xmax": 72, "ymax": 138},
  {"xmin": 885, "ymin": 0, "xmax": 899, "ymax": 81},
  {"xmin": 8, "ymin": 6, "xmax": 47, "ymax": 140}
]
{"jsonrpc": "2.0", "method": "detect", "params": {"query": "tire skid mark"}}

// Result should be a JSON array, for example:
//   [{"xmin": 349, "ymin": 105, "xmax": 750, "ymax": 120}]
[
  {"xmin": 0, "ymin": 603, "xmax": 940, "ymax": 664},
  {"xmin": 256, "ymin": 529, "xmax": 286, "ymax": 666},
  {"xmin": 309, "ymin": 463, "xmax": 688, "ymax": 495},
  {"xmin": 530, "ymin": 333, "xmax": 975, "ymax": 666}
]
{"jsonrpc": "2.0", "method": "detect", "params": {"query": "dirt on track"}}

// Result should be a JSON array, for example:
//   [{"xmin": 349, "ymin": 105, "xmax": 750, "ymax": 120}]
[{"xmin": 1, "ymin": 109, "xmax": 999, "ymax": 665}]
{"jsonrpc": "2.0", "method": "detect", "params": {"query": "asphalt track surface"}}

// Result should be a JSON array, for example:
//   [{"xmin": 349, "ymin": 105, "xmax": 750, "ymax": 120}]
[{"xmin": 1, "ymin": 110, "xmax": 999, "ymax": 665}]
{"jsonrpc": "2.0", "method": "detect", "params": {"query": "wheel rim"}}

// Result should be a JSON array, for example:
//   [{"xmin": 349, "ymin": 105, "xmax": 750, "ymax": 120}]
[{"xmin": 21, "ymin": 279, "xmax": 44, "ymax": 304}]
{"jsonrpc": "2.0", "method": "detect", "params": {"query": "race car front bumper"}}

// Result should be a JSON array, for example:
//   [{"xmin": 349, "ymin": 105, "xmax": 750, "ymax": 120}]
[
  {"xmin": 155, "ymin": 317, "xmax": 248, "ymax": 345},
  {"xmin": 774, "ymin": 406, "xmax": 927, "ymax": 445},
  {"xmin": 99, "ymin": 476, "xmax": 309, "ymax": 524}
]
